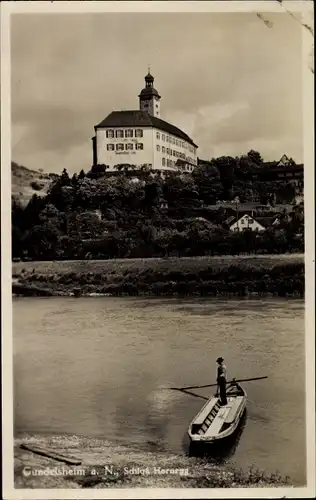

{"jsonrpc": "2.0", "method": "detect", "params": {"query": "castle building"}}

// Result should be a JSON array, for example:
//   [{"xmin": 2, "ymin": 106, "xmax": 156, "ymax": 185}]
[{"xmin": 92, "ymin": 71, "xmax": 198, "ymax": 173}]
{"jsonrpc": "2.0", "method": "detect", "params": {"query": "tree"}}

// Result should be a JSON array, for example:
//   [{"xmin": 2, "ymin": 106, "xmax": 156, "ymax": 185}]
[
  {"xmin": 60, "ymin": 168, "xmax": 71, "ymax": 186},
  {"xmin": 87, "ymin": 164, "xmax": 108, "ymax": 179},
  {"xmin": 212, "ymin": 156, "xmax": 237, "ymax": 199},
  {"xmin": 247, "ymin": 150, "xmax": 263, "ymax": 166}
]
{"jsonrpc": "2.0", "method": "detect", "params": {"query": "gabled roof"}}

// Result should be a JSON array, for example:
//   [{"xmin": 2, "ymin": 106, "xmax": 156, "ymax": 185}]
[
  {"xmin": 256, "ymin": 216, "xmax": 276, "ymax": 227},
  {"xmin": 94, "ymin": 110, "xmax": 198, "ymax": 147},
  {"xmin": 276, "ymin": 154, "xmax": 294, "ymax": 166},
  {"xmin": 229, "ymin": 213, "xmax": 276, "ymax": 229}
]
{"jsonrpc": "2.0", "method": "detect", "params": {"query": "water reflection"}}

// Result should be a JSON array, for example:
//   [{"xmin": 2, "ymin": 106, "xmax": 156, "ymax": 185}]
[{"xmin": 13, "ymin": 296, "xmax": 305, "ymax": 484}]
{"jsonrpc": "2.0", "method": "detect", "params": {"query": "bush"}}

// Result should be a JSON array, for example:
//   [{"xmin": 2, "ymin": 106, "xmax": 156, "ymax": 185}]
[{"xmin": 30, "ymin": 181, "xmax": 44, "ymax": 191}]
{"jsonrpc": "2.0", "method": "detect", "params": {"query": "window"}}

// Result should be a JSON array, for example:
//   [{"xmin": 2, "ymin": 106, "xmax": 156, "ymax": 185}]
[
  {"xmin": 173, "ymin": 150, "xmax": 176, "ymax": 157},
  {"xmin": 241, "ymin": 219, "xmax": 245, "ymax": 225},
  {"xmin": 125, "ymin": 129, "xmax": 133, "ymax": 138},
  {"xmin": 162, "ymin": 134, "xmax": 165, "ymax": 141},
  {"xmin": 248, "ymin": 218, "xmax": 254, "ymax": 224},
  {"xmin": 116, "ymin": 130, "xmax": 124, "ymax": 138},
  {"xmin": 125, "ymin": 143, "xmax": 133, "ymax": 150},
  {"xmin": 157, "ymin": 145, "xmax": 160, "ymax": 152},
  {"xmin": 135, "ymin": 129, "xmax": 143, "ymax": 138},
  {"xmin": 166, "ymin": 136, "xmax": 169, "ymax": 142},
  {"xmin": 162, "ymin": 147, "xmax": 165, "ymax": 153},
  {"xmin": 167, "ymin": 159, "xmax": 171, "ymax": 167},
  {"xmin": 162, "ymin": 158, "xmax": 165, "ymax": 166},
  {"xmin": 136, "ymin": 143, "xmax": 143, "ymax": 150},
  {"xmin": 106, "ymin": 130, "xmax": 114, "ymax": 138},
  {"xmin": 156, "ymin": 132, "xmax": 160, "ymax": 139},
  {"xmin": 116, "ymin": 143, "xmax": 124, "ymax": 151},
  {"xmin": 107, "ymin": 144, "xmax": 114, "ymax": 151}
]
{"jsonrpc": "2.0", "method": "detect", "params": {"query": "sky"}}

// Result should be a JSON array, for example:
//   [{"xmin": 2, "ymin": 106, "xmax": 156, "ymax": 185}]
[{"xmin": 11, "ymin": 10, "xmax": 304, "ymax": 174}]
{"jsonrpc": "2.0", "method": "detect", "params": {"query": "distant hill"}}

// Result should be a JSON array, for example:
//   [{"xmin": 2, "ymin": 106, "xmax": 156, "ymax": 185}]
[{"xmin": 11, "ymin": 162, "xmax": 58, "ymax": 206}]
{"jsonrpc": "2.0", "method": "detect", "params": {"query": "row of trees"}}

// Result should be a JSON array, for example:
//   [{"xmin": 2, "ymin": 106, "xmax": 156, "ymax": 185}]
[{"xmin": 12, "ymin": 151, "xmax": 304, "ymax": 261}]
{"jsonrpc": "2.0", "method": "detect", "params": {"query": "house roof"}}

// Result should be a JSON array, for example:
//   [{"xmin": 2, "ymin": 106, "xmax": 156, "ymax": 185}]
[
  {"xmin": 224, "ymin": 215, "xmax": 236, "ymax": 225},
  {"xmin": 255, "ymin": 216, "xmax": 276, "ymax": 227},
  {"xmin": 228, "ymin": 214, "xmax": 277, "ymax": 229},
  {"xmin": 95, "ymin": 110, "xmax": 198, "ymax": 147}
]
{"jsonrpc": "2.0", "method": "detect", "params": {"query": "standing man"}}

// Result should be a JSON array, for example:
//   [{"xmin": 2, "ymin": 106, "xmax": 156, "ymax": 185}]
[{"xmin": 216, "ymin": 357, "xmax": 227, "ymax": 405}]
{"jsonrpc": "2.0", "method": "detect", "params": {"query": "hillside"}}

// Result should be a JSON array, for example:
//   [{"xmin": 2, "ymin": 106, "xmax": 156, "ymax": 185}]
[{"xmin": 11, "ymin": 161, "xmax": 58, "ymax": 206}]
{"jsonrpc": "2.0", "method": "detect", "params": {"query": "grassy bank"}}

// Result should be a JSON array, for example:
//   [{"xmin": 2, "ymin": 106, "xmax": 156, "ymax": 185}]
[
  {"xmin": 14, "ymin": 434, "xmax": 290, "ymax": 489},
  {"xmin": 12, "ymin": 254, "xmax": 304, "ymax": 298}
]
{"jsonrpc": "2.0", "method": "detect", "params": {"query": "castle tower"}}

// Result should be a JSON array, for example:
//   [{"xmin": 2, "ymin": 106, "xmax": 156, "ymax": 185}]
[{"xmin": 139, "ymin": 70, "xmax": 161, "ymax": 117}]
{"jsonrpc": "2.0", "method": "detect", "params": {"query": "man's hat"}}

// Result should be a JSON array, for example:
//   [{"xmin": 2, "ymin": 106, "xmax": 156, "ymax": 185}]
[{"xmin": 216, "ymin": 357, "xmax": 224, "ymax": 363}]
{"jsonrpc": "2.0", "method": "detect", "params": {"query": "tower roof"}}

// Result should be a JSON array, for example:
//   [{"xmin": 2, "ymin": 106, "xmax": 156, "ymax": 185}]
[
  {"xmin": 145, "ymin": 71, "xmax": 154, "ymax": 83},
  {"xmin": 139, "ymin": 70, "xmax": 161, "ymax": 100},
  {"xmin": 139, "ymin": 86, "xmax": 161, "ymax": 98}
]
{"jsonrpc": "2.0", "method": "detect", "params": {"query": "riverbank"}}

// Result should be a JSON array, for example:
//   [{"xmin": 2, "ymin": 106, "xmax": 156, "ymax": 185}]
[
  {"xmin": 14, "ymin": 433, "xmax": 289, "ymax": 489},
  {"xmin": 12, "ymin": 254, "xmax": 304, "ymax": 298}
]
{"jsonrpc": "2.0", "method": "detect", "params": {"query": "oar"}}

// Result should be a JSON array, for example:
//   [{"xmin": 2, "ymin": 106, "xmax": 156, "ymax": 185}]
[
  {"xmin": 173, "ymin": 388, "xmax": 208, "ymax": 401},
  {"xmin": 165, "ymin": 376, "xmax": 268, "ymax": 392}
]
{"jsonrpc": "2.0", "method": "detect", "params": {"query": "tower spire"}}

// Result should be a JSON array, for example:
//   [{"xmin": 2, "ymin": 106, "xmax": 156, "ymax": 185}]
[{"xmin": 139, "ymin": 69, "xmax": 161, "ymax": 117}]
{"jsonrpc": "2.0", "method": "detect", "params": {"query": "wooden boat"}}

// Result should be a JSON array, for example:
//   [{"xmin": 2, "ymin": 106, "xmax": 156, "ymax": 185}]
[{"xmin": 188, "ymin": 381, "xmax": 247, "ymax": 445}]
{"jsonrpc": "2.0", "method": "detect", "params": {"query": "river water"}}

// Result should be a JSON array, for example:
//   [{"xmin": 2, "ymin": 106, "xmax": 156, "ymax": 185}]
[{"xmin": 13, "ymin": 297, "xmax": 306, "ymax": 484}]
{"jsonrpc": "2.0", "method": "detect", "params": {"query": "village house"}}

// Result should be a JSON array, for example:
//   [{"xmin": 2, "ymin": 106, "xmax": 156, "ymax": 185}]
[
  {"xmin": 253, "ymin": 154, "xmax": 304, "ymax": 189},
  {"xmin": 229, "ymin": 213, "xmax": 277, "ymax": 232},
  {"xmin": 92, "ymin": 71, "xmax": 198, "ymax": 173}
]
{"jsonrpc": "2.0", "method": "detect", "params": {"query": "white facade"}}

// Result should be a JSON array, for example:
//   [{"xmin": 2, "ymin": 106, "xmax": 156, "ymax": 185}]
[
  {"xmin": 96, "ymin": 126, "xmax": 197, "ymax": 172},
  {"xmin": 93, "ymin": 72, "xmax": 198, "ymax": 173},
  {"xmin": 229, "ymin": 214, "xmax": 266, "ymax": 232},
  {"xmin": 96, "ymin": 127, "xmax": 154, "ymax": 170}
]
